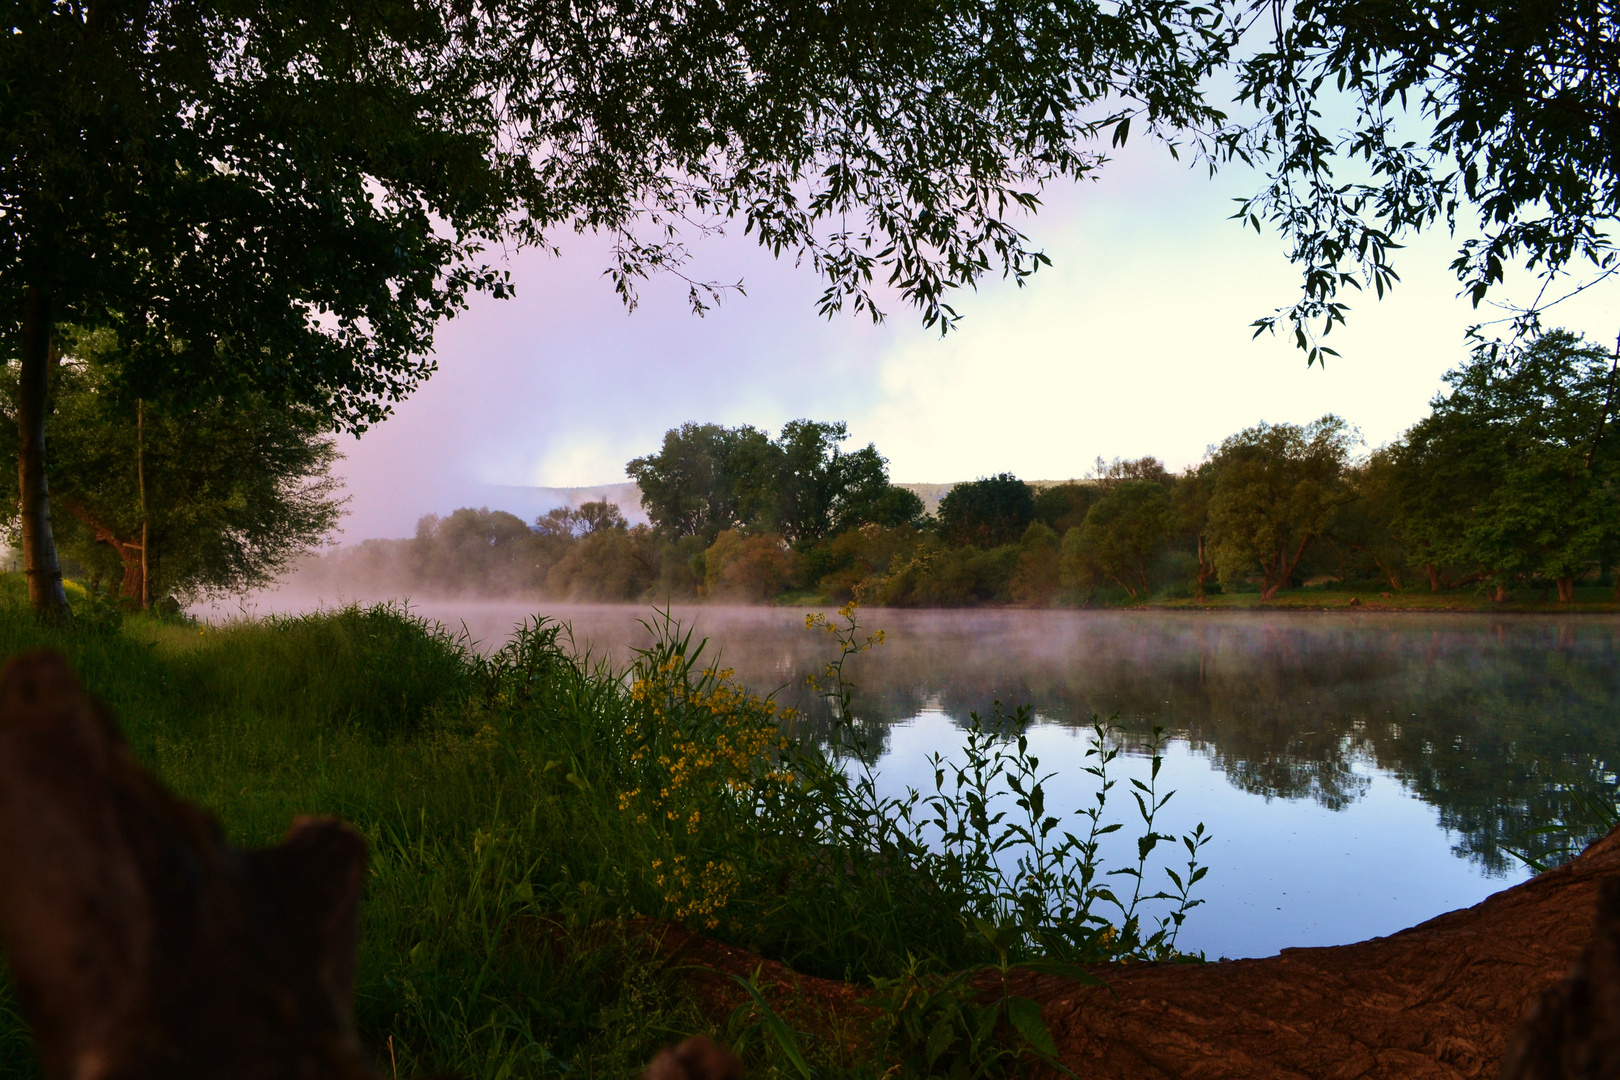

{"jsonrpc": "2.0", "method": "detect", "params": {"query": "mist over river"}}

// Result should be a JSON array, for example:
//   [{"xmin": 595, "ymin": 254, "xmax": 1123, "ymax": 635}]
[{"xmin": 200, "ymin": 593, "xmax": 1620, "ymax": 959}]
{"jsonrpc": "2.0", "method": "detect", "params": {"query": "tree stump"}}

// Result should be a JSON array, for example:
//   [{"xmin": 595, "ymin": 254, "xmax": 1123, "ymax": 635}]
[
  {"xmin": 0, "ymin": 649, "xmax": 742, "ymax": 1080},
  {"xmin": 0, "ymin": 649, "xmax": 375, "ymax": 1079}
]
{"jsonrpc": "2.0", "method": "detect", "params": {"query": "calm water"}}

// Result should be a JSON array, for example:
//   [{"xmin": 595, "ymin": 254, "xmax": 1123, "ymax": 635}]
[{"xmin": 207, "ymin": 595, "xmax": 1620, "ymax": 959}]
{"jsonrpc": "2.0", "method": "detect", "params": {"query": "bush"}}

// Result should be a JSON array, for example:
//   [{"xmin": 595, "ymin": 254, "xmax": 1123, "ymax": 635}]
[{"xmin": 702, "ymin": 530, "xmax": 799, "ymax": 600}]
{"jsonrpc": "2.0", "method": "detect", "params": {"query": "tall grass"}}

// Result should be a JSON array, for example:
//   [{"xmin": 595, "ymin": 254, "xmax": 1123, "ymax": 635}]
[{"xmin": 0, "ymin": 584, "xmax": 1206, "ymax": 1079}]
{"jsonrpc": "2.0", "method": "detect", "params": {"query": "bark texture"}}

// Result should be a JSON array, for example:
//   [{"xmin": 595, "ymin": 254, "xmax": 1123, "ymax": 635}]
[
  {"xmin": 1017, "ymin": 827, "xmax": 1620, "ymax": 1079},
  {"xmin": 611, "ymin": 836, "xmax": 1620, "ymax": 1080},
  {"xmin": 0, "ymin": 651, "xmax": 740, "ymax": 1080},
  {"xmin": 1499, "ymin": 875, "xmax": 1620, "ymax": 1079}
]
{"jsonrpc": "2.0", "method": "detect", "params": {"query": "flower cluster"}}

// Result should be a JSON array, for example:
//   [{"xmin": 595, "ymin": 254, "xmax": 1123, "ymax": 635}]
[
  {"xmin": 620, "ymin": 650, "xmax": 795, "ymax": 927},
  {"xmin": 649, "ymin": 855, "xmax": 740, "ymax": 929}
]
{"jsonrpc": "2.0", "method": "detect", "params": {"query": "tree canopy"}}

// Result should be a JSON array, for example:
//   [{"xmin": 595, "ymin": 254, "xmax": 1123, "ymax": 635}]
[
  {"xmin": 1233, "ymin": 0, "xmax": 1620, "ymax": 360},
  {"xmin": 0, "ymin": 332, "xmax": 343, "ymax": 604},
  {"xmin": 1387, "ymin": 330, "xmax": 1620, "ymax": 598},
  {"xmin": 628, "ymin": 420, "xmax": 921, "ymax": 545},
  {"xmin": 1205, "ymin": 416, "xmax": 1356, "ymax": 599},
  {"xmin": 938, "ymin": 474, "xmax": 1037, "ymax": 548}
]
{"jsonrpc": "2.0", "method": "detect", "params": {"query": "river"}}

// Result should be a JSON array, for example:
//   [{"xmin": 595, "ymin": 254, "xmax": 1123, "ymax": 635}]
[{"xmin": 201, "ymin": 594, "xmax": 1620, "ymax": 959}]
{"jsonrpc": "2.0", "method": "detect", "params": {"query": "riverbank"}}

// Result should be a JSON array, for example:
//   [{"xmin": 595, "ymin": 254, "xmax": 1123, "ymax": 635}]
[
  {"xmin": 0, "ymin": 580, "xmax": 1210, "ymax": 1079},
  {"xmin": 1147, "ymin": 585, "xmax": 1620, "ymax": 613}
]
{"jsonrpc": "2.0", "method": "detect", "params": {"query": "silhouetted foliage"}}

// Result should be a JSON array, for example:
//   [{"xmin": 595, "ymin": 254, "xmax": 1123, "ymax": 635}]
[
  {"xmin": 1234, "ymin": 0, "xmax": 1620, "ymax": 362},
  {"xmin": 938, "ymin": 475, "xmax": 1036, "ymax": 548}
]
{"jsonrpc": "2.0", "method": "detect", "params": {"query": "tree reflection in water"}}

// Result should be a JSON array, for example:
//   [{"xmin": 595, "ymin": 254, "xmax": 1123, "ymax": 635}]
[
  {"xmin": 255, "ymin": 599, "xmax": 1619, "ymax": 878},
  {"xmin": 505, "ymin": 607, "xmax": 1619, "ymax": 877}
]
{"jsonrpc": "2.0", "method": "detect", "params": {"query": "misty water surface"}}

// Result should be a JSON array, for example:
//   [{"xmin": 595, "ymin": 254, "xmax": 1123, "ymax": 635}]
[{"xmin": 207, "ymin": 594, "xmax": 1620, "ymax": 959}]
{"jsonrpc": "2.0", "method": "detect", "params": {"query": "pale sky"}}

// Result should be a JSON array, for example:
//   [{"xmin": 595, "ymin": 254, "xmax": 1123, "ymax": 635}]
[{"xmin": 335, "ymin": 141, "xmax": 1618, "ymax": 540}]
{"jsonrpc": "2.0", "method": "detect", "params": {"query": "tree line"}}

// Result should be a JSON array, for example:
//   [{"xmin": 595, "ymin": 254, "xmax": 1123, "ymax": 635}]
[{"xmin": 302, "ymin": 329, "xmax": 1620, "ymax": 606}]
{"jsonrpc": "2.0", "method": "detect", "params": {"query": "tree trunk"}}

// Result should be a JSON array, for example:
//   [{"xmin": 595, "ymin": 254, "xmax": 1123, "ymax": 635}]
[
  {"xmin": 1261, "ymin": 533, "xmax": 1313, "ymax": 601},
  {"xmin": 1426, "ymin": 563, "xmax": 1443, "ymax": 593},
  {"xmin": 1557, "ymin": 576, "xmax": 1575, "ymax": 603},
  {"xmin": 1193, "ymin": 535, "xmax": 1215, "ymax": 600},
  {"xmin": 137, "ymin": 399, "xmax": 148, "ymax": 610},
  {"xmin": 16, "ymin": 286, "xmax": 71, "ymax": 625},
  {"xmin": 1494, "ymin": 583, "xmax": 1511, "ymax": 603},
  {"xmin": 59, "ymin": 500, "xmax": 142, "ymax": 603}
]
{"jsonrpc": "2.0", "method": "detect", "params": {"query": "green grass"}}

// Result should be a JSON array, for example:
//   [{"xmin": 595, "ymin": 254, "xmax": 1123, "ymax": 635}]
[{"xmin": 0, "ymin": 579, "xmax": 1206, "ymax": 1079}]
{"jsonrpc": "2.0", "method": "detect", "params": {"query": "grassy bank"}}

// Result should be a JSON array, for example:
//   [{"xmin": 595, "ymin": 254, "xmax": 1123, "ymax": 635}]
[{"xmin": 0, "ymin": 582, "xmax": 1206, "ymax": 1079}]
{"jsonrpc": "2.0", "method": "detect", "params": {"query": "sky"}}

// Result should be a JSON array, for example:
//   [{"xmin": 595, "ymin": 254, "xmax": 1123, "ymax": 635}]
[{"xmin": 334, "ymin": 139, "xmax": 1619, "ymax": 541}]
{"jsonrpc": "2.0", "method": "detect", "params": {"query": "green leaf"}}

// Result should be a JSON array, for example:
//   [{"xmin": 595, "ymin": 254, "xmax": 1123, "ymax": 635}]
[{"xmin": 1006, "ymin": 996, "xmax": 1058, "ymax": 1058}]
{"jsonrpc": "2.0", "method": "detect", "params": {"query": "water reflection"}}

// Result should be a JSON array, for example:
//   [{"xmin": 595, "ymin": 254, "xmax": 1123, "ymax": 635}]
[
  {"xmin": 206, "ymin": 596, "xmax": 1620, "ymax": 946},
  {"xmin": 488, "ymin": 606, "xmax": 1620, "ymax": 877}
]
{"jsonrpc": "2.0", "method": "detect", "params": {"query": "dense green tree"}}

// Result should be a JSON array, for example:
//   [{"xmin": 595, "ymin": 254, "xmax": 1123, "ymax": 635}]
[
  {"xmin": 2, "ymin": 3, "xmax": 521, "ymax": 620},
  {"xmin": 1032, "ymin": 483, "xmax": 1092, "ymax": 533},
  {"xmin": 1061, "ymin": 481, "xmax": 1174, "ymax": 598},
  {"xmin": 1010, "ymin": 522, "xmax": 1062, "ymax": 605},
  {"xmin": 774, "ymin": 420, "xmax": 921, "ymax": 543},
  {"xmin": 545, "ymin": 526, "xmax": 661, "ymax": 601},
  {"xmin": 0, "ymin": 339, "xmax": 342, "ymax": 605},
  {"xmin": 938, "ymin": 474, "xmax": 1036, "ymax": 547},
  {"xmin": 1327, "ymin": 449, "xmax": 1410, "ymax": 591},
  {"xmin": 1205, "ymin": 416, "xmax": 1356, "ymax": 600},
  {"xmin": 774, "ymin": 420, "xmax": 861, "ymax": 543},
  {"xmin": 805, "ymin": 524, "xmax": 926, "ymax": 601},
  {"xmin": 630, "ymin": 420, "xmax": 919, "ymax": 545},
  {"xmin": 1089, "ymin": 455, "xmax": 1174, "ymax": 490},
  {"xmin": 536, "ymin": 500, "xmax": 630, "ymax": 537},
  {"xmin": 1170, "ymin": 465, "xmax": 1219, "ymax": 599},
  {"xmin": 1390, "ymin": 331, "xmax": 1620, "ymax": 600},
  {"xmin": 627, "ymin": 423, "xmax": 777, "ymax": 542},
  {"xmin": 409, "ymin": 509, "xmax": 535, "ymax": 596}
]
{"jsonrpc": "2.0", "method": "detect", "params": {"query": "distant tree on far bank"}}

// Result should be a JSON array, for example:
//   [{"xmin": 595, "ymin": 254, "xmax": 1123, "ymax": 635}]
[
  {"xmin": 409, "ymin": 509, "xmax": 535, "ymax": 596},
  {"xmin": 626, "ymin": 424, "xmax": 777, "ymax": 543},
  {"xmin": 1033, "ymin": 483, "xmax": 1091, "ymax": 534},
  {"xmin": 629, "ymin": 420, "xmax": 921, "ymax": 545},
  {"xmin": 1387, "ymin": 332, "xmax": 1620, "ymax": 601},
  {"xmin": 291, "ymin": 335, "xmax": 1620, "ymax": 607},
  {"xmin": 1062, "ymin": 481, "xmax": 1174, "ymax": 598},
  {"xmin": 1205, "ymin": 417, "xmax": 1356, "ymax": 600},
  {"xmin": 938, "ymin": 474, "xmax": 1036, "ymax": 547},
  {"xmin": 1089, "ymin": 456, "xmax": 1175, "ymax": 490}
]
